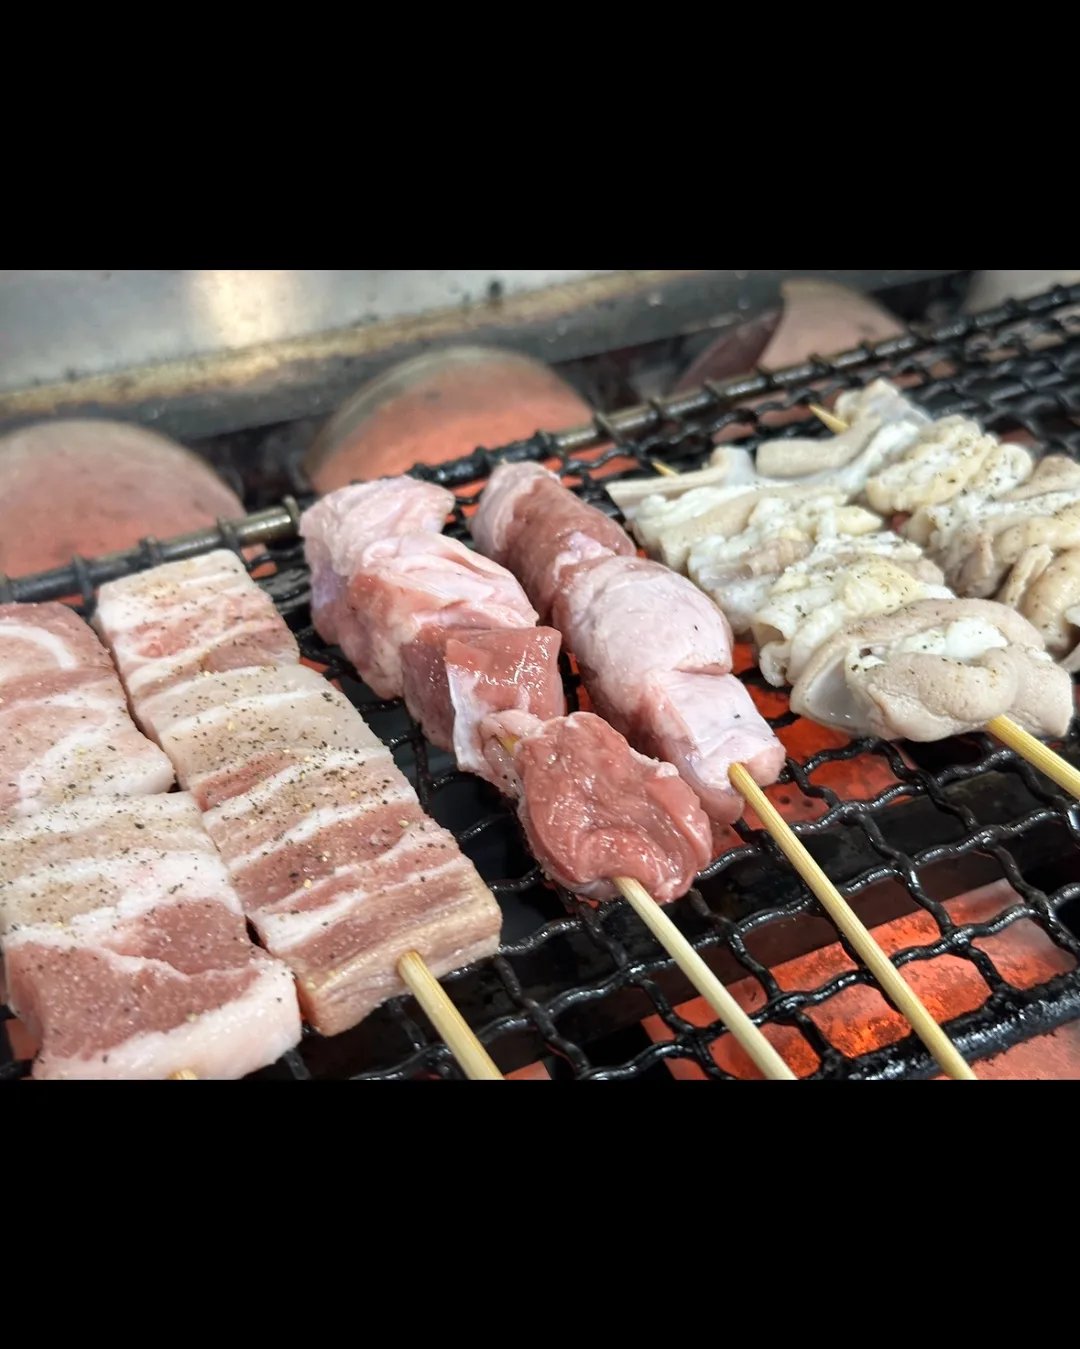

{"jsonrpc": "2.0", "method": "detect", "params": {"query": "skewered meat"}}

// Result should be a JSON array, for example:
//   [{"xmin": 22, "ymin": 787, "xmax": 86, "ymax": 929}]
[
  {"xmin": 553, "ymin": 555, "xmax": 735, "ymax": 681},
  {"xmin": 633, "ymin": 485, "xmax": 875, "ymax": 576},
  {"xmin": 551, "ymin": 555, "xmax": 784, "ymax": 817},
  {"xmin": 303, "ymin": 479, "xmax": 718, "ymax": 901},
  {"xmin": 865, "ymin": 415, "xmax": 1033, "ymax": 516},
  {"xmin": 301, "ymin": 478, "xmax": 454, "ymax": 648},
  {"xmin": 0, "ymin": 793, "xmax": 301, "ymax": 1080},
  {"xmin": 752, "ymin": 550, "xmax": 952, "ymax": 687},
  {"xmin": 473, "ymin": 473, "xmax": 786, "ymax": 821},
  {"xmin": 550, "ymin": 554, "xmax": 790, "ymax": 818},
  {"xmin": 754, "ymin": 379, "xmax": 928, "ymax": 490},
  {"xmin": 632, "ymin": 670, "xmax": 786, "ymax": 821},
  {"xmin": 997, "ymin": 546, "xmax": 1080, "ymax": 668},
  {"xmin": 611, "ymin": 402, "xmax": 1072, "ymax": 744},
  {"xmin": 303, "ymin": 478, "xmax": 561, "ymax": 758},
  {"xmin": 674, "ymin": 492, "xmax": 883, "ymax": 632},
  {"xmin": 330, "ymin": 533, "xmax": 538, "ymax": 700},
  {"xmin": 95, "ymin": 562, "xmax": 503, "ymax": 1038},
  {"xmin": 133, "ymin": 665, "xmax": 501, "ymax": 1035},
  {"xmin": 0, "ymin": 601, "xmax": 173, "ymax": 820},
  {"xmin": 604, "ymin": 447, "xmax": 761, "ymax": 514},
  {"xmin": 915, "ymin": 487, "xmax": 1080, "ymax": 597},
  {"xmin": 479, "ymin": 710, "xmax": 713, "ymax": 902},
  {"xmin": 790, "ymin": 598, "xmax": 1072, "ymax": 740}
]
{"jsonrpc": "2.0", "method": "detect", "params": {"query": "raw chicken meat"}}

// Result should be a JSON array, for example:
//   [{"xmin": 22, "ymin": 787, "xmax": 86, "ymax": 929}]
[{"xmin": 790, "ymin": 598, "xmax": 1072, "ymax": 741}]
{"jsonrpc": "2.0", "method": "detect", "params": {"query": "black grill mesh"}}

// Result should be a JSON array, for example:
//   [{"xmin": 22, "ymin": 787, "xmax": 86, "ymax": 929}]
[{"xmin": 4, "ymin": 285, "xmax": 1080, "ymax": 1081}]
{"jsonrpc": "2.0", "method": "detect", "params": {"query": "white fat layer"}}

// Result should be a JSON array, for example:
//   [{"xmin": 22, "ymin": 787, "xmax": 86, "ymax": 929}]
[
  {"xmin": 256, "ymin": 856, "xmax": 461, "ymax": 952},
  {"xmin": 226, "ymin": 792, "xmax": 414, "ymax": 875},
  {"xmin": 851, "ymin": 618, "xmax": 1011, "ymax": 673},
  {"xmin": 1, "ymin": 850, "xmax": 232, "ymax": 934},
  {"xmin": 0, "ymin": 622, "xmax": 83, "ymax": 670},
  {"xmin": 204, "ymin": 749, "xmax": 386, "ymax": 825},
  {"xmin": 161, "ymin": 686, "xmax": 333, "ymax": 740}
]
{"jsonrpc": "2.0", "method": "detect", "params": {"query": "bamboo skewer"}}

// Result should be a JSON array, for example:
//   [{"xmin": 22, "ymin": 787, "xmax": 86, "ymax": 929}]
[
  {"xmin": 614, "ymin": 877, "xmax": 797, "ymax": 1080},
  {"xmin": 729, "ymin": 765, "xmax": 976, "ymax": 1079},
  {"xmin": 808, "ymin": 402, "xmax": 1080, "ymax": 802},
  {"xmin": 807, "ymin": 402, "xmax": 850, "ymax": 435},
  {"xmin": 168, "ymin": 1069, "xmax": 199, "ymax": 1080},
  {"xmin": 984, "ymin": 715, "xmax": 1080, "ymax": 799},
  {"xmin": 397, "ymin": 950, "xmax": 503, "ymax": 1080}
]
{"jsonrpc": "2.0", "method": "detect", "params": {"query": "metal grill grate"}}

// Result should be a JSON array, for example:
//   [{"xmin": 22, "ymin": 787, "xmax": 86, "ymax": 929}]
[{"xmin": 4, "ymin": 284, "xmax": 1080, "ymax": 1080}]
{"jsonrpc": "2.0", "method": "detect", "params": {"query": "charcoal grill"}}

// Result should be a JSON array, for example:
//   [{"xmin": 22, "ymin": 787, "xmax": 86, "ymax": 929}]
[{"xmin": 3, "ymin": 282, "xmax": 1080, "ymax": 1081}]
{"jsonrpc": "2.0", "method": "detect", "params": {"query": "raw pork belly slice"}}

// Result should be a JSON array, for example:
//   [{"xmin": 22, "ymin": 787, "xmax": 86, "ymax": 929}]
[
  {"xmin": 137, "ymin": 664, "xmax": 388, "ymax": 797},
  {"xmin": 93, "ymin": 550, "xmax": 299, "ymax": 706},
  {"xmin": 96, "ymin": 549, "xmax": 504, "ymax": 1038},
  {"xmin": 208, "ymin": 772, "xmax": 499, "ymax": 1035},
  {"xmin": 142, "ymin": 664, "xmax": 500, "ymax": 1035},
  {"xmin": 400, "ymin": 625, "xmax": 565, "ymax": 778},
  {"xmin": 479, "ymin": 710, "xmax": 713, "ymax": 902},
  {"xmin": 0, "ymin": 794, "xmax": 301, "ymax": 1080},
  {"xmin": 471, "ymin": 461, "xmax": 635, "ymax": 621},
  {"xmin": 0, "ymin": 601, "xmax": 173, "ymax": 821}
]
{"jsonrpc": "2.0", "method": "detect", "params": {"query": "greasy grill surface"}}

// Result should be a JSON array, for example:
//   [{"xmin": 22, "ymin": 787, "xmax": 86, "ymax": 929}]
[{"xmin": 3, "ymin": 285, "xmax": 1080, "ymax": 1080}]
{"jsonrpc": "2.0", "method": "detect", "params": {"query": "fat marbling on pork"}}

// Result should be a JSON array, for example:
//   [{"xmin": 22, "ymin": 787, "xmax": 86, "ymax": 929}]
[{"xmin": 0, "ymin": 601, "xmax": 173, "ymax": 822}]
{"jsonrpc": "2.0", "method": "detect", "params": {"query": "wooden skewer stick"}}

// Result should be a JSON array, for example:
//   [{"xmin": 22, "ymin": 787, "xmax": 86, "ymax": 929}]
[
  {"xmin": 730, "ymin": 763, "xmax": 976, "ymax": 1080},
  {"xmin": 397, "ymin": 950, "xmax": 503, "ymax": 1080},
  {"xmin": 807, "ymin": 401, "xmax": 850, "ymax": 434},
  {"xmin": 985, "ymin": 715, "xmax": 1080, "ymax": 800},
  {"xmin": 651, "ymin": 458, "xmax": 682, "ymax": 478},
  {"xmin": 497, "ymin": 735, "xmax": 794, "ymax": 1078},
  {"xmin": 809, "ymin": 402, "xmax": 1080, "ymax": 802},
  {"xmin": 614, "ymin": 877, "xmax": 796, "ymax": 1080},
  {"xmin": 168, "ymin": 1069, "xmax": 199, "ymax": 1080}
]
